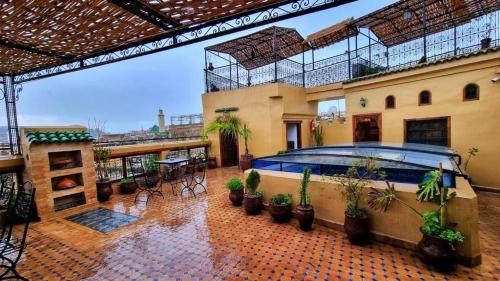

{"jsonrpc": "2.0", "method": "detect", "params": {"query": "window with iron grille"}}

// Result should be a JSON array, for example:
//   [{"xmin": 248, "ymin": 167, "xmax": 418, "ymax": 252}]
[{"xmin": 405, "ymin": 117, "xmax": 449, "ymax": 147}]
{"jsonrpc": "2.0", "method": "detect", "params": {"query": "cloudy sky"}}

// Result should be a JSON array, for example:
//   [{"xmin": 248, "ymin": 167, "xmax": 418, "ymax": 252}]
[{"xmin": 6, "ymin": 0, "xmax": 396, "ymax": 133}]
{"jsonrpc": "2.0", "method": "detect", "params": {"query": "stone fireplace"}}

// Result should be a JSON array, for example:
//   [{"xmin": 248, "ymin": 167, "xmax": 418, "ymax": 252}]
[{"xmin": 21, "ymin": 126, "xmax": 98, "ymax": 220}]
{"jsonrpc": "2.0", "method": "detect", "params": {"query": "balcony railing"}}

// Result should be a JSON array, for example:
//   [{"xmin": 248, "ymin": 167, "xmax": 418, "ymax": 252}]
[{"xmin": 205, "ymin": 10, "xmax": 500, "ymax": 91}]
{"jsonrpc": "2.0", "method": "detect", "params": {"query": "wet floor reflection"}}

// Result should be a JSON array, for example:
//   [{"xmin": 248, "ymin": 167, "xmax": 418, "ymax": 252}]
[{"xmin": 15, "ymin": 168, "xmax": 500, "ymax": 280}]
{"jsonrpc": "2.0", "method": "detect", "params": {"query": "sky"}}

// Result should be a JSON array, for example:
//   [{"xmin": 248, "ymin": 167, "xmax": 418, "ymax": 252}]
[{"xmin": 5, "ymin": 0, "xmax": 396, "ymax": 133}]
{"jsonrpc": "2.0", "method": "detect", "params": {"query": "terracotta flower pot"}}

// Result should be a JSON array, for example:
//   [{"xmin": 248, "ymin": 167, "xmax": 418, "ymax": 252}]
[
  {"xmin": 208, "ymin": 156, "xmax": 217, "ymax": 169},
  {"xmin": 344, "ymin": 211, "xmax": 370, "ymax": 245},
  {"xmin": 417, "ymin": 229, "xmax": 457, "ymax": 272},
  {"xmin": 296, "ymin": 205, "xmax": 314, "ymax": 231},
  {"xmin": 119, "ymin": 182, "xmax": 138, "ymax": 194},
  {"xmin": 243, "ymin": 194, "xmax": 262, "ymax": 215},
  {"xmin": 239, "ymin": 154, "xmax": 253, "ymax": 171},
  {"xmin": 229, "ymin": 189, "xmax": 244, "ymax": 206},
  {"xmin": 269, "ymin": 203, "xmax": 292, "ymax": 223},
  {"xmin": 96, "ymin": 180, "xmax": 113, "ymax": 202}
]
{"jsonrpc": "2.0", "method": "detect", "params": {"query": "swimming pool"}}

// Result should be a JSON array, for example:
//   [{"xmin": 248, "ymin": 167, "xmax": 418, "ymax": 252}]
[{"xmin": 251, "ymin": 142, "xmax": 464, "ymax": 187}]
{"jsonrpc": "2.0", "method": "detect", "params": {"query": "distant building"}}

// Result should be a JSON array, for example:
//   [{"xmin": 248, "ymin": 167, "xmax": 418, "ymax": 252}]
[
  {"xmin": 169, "ymin": 114, "xmax": 204, "ymax": 138},
  {"xmin": 158, "ymin": 108, "xmax": 166, "ymax": 133}
]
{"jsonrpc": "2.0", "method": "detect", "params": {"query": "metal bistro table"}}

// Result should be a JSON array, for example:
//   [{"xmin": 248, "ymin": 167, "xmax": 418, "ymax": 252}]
[{"xmin": 156, "ymin": 157, "xmax": 190, "ymax": 196}]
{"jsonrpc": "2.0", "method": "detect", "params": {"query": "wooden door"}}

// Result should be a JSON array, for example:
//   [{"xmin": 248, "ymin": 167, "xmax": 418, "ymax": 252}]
[
  {"xmin": 219, "ymin": 132, "xmax": 239, "ymax": 167},
  {"xmin": 353, "ymin": 113, "xmax": 381, "ymax": 142}
]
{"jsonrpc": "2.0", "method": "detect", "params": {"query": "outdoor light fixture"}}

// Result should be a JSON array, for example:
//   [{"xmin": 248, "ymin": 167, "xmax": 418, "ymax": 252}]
[
  {"xmin": 492, "ymin": 77, "xmax": 500, "ymax": 83},
  {"xmin": 360, "ymin": 97, "xmax": 367, "ymax": 107}
]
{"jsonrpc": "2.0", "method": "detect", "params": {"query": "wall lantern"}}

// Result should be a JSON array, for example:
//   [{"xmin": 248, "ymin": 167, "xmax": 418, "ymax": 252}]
[{"xmin": 360, "ymin": 97, "xmax": 367, "ymax": 107}]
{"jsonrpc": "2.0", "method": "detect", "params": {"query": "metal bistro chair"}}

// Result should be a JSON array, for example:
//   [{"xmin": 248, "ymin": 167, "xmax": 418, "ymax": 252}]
[
  {"xmin": 180, "ymin": 153, "xmax": 207, "ymax": 197},
  {"xmin": 0, "ymin": 181, "xmax": 36, "ymax": 281},
  {"xmin": 0, "ymin": 175, "xmax": 15, "ymax": 210},
  {"xmin": 128, "ymin": 157, "xmax": 163, "ymax": 205}
]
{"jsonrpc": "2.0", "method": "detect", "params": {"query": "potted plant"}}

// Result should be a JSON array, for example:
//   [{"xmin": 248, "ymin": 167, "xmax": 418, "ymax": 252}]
[
  {"xmin": 226, "ymin": 177, "xmax": 244, "ymax": 206},
  {"xmin": 269, "ymin": 194, "xmax": 292, "ymax": 222},
  {"xmin": 368, "ymin": 165, "xmax": 464, "ymax": 272},
  {"xmin": 481, "ymin": 23, "xmax": 493, "ymax": 49},
  {"xmin": 94, "ymin": 145, "xmax": 113, "ymax": 202},
  {"xmin": 327, "ymin": 158, "xmax": 385, "ymax": 244},
  {"xmin": 145, "ymin": 154, "xmax": 160, "ymax": 177},
  {"xmin": 239, "ymin": 123, "xmax": 253, "ymax": 171},
  {"xmin": 119, "ymin": 177, "xmax": 138, "ymax": 194},
  {"xmin": 296, "ymin": 167, "xmax": 314, "ymax": 231},
  {"xmin": 244, "ymin": 170, "xmax": 263, "ymax": 215},
  {"xmin": 312, "ymin": 124, "xmax": 324, "ymax": 147}
]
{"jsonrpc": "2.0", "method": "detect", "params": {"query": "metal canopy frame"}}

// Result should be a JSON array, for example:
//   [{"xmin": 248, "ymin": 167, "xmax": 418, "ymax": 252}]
[{"xmin": 7, "ymin": 0, "xmax": 356, "ymax": 84}]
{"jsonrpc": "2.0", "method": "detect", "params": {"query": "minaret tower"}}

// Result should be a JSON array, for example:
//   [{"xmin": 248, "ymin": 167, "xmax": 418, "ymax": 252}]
[{"xmin": 158, "ymin": 108, "xmax": 166, "ymax": 133}]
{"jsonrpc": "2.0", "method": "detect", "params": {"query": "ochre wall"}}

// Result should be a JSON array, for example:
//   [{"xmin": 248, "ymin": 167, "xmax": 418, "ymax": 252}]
[
  {"xmin": 202, "ymin": 83, "xmax": 317, "ymax": 166},
  {"xmin": 316, "ymin": 53, "xmax": 500, "ymax": 189},
  {"xmin": 251, "ymin": 169, "xmax": 481, "ymax": 266}
]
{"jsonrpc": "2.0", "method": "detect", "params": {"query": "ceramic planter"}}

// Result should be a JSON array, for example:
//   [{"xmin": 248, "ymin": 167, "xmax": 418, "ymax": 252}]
[
  {"xmin": 243, "ymin": 194, "xmax": 262, "ymax": 215},
  {"xmin": 96, "ymin": 180, "xmax": 113, "ymax": 202},
  {"xmin": 239, "ymin": 154, "xmax": 253, "ymax": 171},
  {"xmin": 296, "ymin": 205, "xmax": 314, "ymax": 231},
  {"xmin": 208, "ymin": 156, "xmax": 217, "ymax": 169},
  {"xmin": 229, "ymin": 189, "xmax": 244, "ymax": 206},
  {"xmin": 344, "ymin": 211, "xmax": 370, "ymax": 245},
  {"xmin": 417, "ymin": 229, "xmax": 457, "ymax": 272},
  {"xmin": 268, "ymin": 203, "xmax": 292, "ymax": 223},
  {"xmin": 119, "ymin": 182, "xmax": 138, "ymax": 194}
]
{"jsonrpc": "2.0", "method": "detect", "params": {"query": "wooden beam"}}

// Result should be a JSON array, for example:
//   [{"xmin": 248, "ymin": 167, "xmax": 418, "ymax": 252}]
[{"xmin": 107, "ymin": 0, "xmax": 180, "ymax": 30}]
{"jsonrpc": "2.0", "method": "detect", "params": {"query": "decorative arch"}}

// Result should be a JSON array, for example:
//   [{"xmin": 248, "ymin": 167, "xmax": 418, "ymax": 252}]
[
  {"xmin": 385, "ymin": 95, "xmax": 395, "ymax": 109},
  {"xmin": 419, "ymin": 90, "xmax": 431, "ymax": 106},
  {"xmin": 463, "ymin": 83, "xmax": 479, "ymax": 101}
]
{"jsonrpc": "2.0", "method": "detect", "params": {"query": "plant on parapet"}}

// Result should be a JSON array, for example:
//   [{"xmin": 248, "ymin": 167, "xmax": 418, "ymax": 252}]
[
  {"xmin": 244, "ymin": 170, "xmax": 263, "ymax": 215},
  {"xmin": 312, "ymin": 125, "xmax": 324, "ymax": 147},
  {"xmin": 296, "ymin": 167, "xmax": 315, "ymax": 231},
  {"xmin": 463, "ymin": 147, "xmax": 479, "ymax": 172},
  {"xmin": 368, "ymin": 166, "xmax": 463, "ymax": 271},
  {"xmin": 324, "ymin": 157, "xmax": 385, "ymax": 244}
]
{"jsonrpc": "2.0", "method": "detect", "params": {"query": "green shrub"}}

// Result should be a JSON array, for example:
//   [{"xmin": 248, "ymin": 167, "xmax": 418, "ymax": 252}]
[
  {"xmin": 145, "ymin": 154, "xmax": 159, "ymax": 173},
  {"xmin": 246, "ymin": 170, "xmax": 261, "ymax": 195},
  {"xmin": 270, "ymin": 194, "xmax": 292, "ymax": 206},
  {"xmin": 226, "ymin": 178, "xmax": 244, "ymax": 191},
  {"xmin": 120, "ymin": 177, "xmax": 135, "ymax": 184}
]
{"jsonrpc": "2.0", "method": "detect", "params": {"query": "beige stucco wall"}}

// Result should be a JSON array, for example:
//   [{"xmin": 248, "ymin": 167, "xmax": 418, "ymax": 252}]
[
  {"xmin": 202, "ymin": 83, "xmax": 317, "ymax": 166},
  {"xmin": 251, "ymin": 169, "xmax": 480, "ymax": 265},
  {"xmin": 317, "ymin": 52, "xmax": 500, "ymax": 189}
]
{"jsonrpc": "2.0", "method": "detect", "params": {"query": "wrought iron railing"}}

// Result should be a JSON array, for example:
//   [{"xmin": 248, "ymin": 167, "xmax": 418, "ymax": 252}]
[{"xmin": 205, "ymin": 10, "xmax": 500, "ymax": 91}]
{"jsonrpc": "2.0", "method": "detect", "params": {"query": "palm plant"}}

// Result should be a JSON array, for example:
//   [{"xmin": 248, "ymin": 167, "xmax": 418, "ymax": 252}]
[
  {"xmin": 241, "ymin": 123, "xmax": 252, "ymax": 155},
  {"xmin": 204, "ymin": 114, "xmax": 242, "ymax": 141}
]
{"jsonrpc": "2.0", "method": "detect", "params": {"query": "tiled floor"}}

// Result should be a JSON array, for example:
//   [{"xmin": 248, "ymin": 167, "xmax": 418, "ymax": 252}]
[{"xmin": 13, "ymin": 168, "xmax": 500, "ymax": 280}]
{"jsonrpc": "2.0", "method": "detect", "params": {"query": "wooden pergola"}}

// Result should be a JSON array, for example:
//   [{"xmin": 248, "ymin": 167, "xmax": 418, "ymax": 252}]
[{"xmin": 0, "ymin": 0, "xmax": 356, "ymax": 155}]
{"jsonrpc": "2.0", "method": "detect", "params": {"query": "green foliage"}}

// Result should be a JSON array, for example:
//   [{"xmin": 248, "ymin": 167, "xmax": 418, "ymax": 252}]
[
  {"xmin": 368, "ymin": 181, "xmax": 423, "ymax": 216},
  {"xmin": 270, "ymin": 194, "xmax": 292, "ymax": 206},
  {"xmin": 204, "ymin": 115, "xmax": 242, "ymax": 141},
  {"xmin": 246, "ymin": 170, "xmax": 261, "ymax": 195},
  {"xmin": 312, "ymin": 125, "xmax": 324, "ymax": 147},
  {"xmin": 328, "ymin": 158, "xmax": 385, "ymax": 218},
  {"xmin": 299, "ymin": 167, "xmax": 312, "ymax": 207},
  {"xmin": 241, "ymin": 123, "xmax": 252, "ymax": 155},
  {"xmin": 464, "ymin": 147, "xmax": 479, "ymax": 171},
  {"xmin": 277, "ymin": 150, "xmax": 286, "ymax": 155},
  {"xmin": 226, "ymin": 177, "xmax": 244, "ymax": 191},
  {"xmin": 120, "ymin": 177, "xmax": 135, "ymax": 184},
  {"xmin": 93, "ymin": 146, "xmax": 110, "ymax": 181},
  {"xmin": 422, "ymin": 211, "xmax": 464, "ymax": 246},
  {"xmin": 416, "ymin": 170, "xmax": 442, "ymax": 202},
  {"xmin": 365, "ymin": 65, "xmax": 386, "ymax": 75},
  {"xmin": 145, "ymin": 154, "xmax": 159, "ymax": 173}
]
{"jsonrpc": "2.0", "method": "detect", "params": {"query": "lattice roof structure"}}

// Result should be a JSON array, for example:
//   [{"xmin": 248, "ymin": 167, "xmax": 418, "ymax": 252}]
[
  {"xmin": 205, "ymin": 26, "xmax": 310, "ymax": 70},
  {"xmin": 353, "ymin": 0, "xmax": 500, "ymax": 47},
  {"xmin": 305, "ymin": 17, "xmax": 358, "ymax": 49},
  {"xmin": 0, "ymin": 0, "xmax": 355, "ymax": 80}
]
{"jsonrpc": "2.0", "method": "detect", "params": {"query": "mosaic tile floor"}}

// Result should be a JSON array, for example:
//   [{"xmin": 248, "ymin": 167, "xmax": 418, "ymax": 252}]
[
  {"xmin": 65, "ymin": 207, "xmax": 140, "ymax": 233},
  {"xmin": 13, "ymin": 168, "xmax": 500, "ymax": 280}
]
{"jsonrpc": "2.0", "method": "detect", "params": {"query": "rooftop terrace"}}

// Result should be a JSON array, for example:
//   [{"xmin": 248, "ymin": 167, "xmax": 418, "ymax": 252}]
[{"xmin": 14, "ymin": 167, "xmax": 500, "ymax": 280}]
